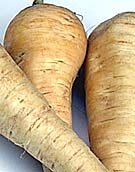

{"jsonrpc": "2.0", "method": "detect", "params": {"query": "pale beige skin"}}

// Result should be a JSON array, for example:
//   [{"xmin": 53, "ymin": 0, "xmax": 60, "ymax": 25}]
[
  {"xmin": 85, "ymin": 12, "xmax": 135, "ymax": 172},
  {"xmin": 0, "ymin": 45, "xmax": 110, "ymax": 172},
  {"xmin": 4, "ymin": 4, "xmax": 87, "ymax": 127},
  {"xmin": 4, "ymin": 4, "xmax": 87, "ymax": 172}
]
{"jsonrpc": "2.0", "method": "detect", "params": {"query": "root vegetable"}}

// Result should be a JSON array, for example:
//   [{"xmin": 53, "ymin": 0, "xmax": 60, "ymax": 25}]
[
  {"xmin": 85, "ymin": 12, "xmax": 135, "ymax": 171},
  {"xmin": 4, "ymin": 2, "xmax": 87, "ymax": 172},
  {"xmin": 4, "ymin": 2, "xmax": 87, "ymax": 127},
  {"xmin": 0, "ymin": 44, "xmax": 110, "ymax": 172}
]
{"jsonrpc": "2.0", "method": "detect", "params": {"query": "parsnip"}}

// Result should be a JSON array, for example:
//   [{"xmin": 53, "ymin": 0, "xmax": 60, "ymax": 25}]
[
  {"xmin": 4, "ymin": 2, "xmax": 87, "ymax": 172},
  {"xmin": 4, "ymin": 2, "xmax": 87, "ymax": 127},
  {"xmin": 85, "ymin": 12, "xmax": 135, "ymax": 171},
  {"xmin": 0, "ymin": 44, "xmax": 110, "ymax": 172}
]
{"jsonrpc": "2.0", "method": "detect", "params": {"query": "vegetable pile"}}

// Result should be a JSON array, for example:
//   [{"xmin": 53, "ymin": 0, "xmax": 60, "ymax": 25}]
[{"xmin": 0, "ymin": 0, "xmax": 134, "ymax": 172}]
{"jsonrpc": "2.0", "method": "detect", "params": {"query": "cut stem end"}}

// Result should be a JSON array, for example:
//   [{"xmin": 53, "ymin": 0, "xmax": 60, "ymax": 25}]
[{"xmin": 32, "ymin": 0, "xmax": 44, "ymax": 6}]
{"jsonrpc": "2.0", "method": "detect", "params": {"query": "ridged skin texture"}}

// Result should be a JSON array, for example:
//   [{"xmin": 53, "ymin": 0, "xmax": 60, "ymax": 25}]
[
  {"xmin": 0, "ymin": 45, "xmax": 110, "ymax": 172},
  {"xmin": 85, "ymin": 12, "xmax": 135, "ymax": 172},
  {"xmin": 4, "ymin": 4, "xmax": 87, "ymax": 126}
]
